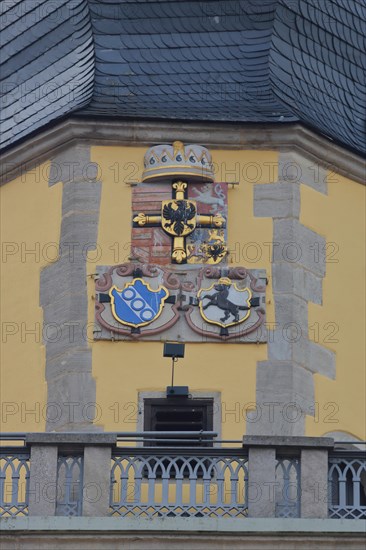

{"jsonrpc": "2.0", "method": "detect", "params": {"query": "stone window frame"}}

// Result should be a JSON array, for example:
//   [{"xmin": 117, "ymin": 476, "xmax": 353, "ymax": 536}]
[{"xmin": 137, "ymin": 391, "xmax": 222, "ymax": 446}]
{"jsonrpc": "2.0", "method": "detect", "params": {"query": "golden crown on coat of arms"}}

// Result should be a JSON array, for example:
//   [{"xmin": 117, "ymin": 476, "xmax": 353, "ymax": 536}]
[{"xmin": 142, "ymin": 141, "xmax": 214, "ymax": 183}]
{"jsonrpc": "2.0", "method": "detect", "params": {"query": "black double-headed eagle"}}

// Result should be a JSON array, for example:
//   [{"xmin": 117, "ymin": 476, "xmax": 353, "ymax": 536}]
[{"xmin": 162, "ymin": 200, "xmax": 196, "ymax": 236}]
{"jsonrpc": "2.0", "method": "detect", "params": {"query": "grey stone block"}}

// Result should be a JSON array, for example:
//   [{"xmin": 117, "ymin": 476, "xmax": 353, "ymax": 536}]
[
  {"xmin": 247, "ymin": 448, "xmax": 276, "ymax": 518},
  {"xmin": 307, "ymin": 341, "xmax": 336, "ymax": 379},
  {"xmin": 267, "ymin": 330, "xmax": 293, "ymax": 362},
  {"xmin": 272, "ymin": 263, "xmax": 323, "ymax": 305},
  {"xmin": 82, "ymin": 446, "xmax": 112, "ymax": 516},
  {"xmin": 273, "ymin": 219, "xmax": 326, "ymax": 277},
  {"xmin": 300, "ymin": 449, "xmax": 329, "ymax": 518},
  {"xmin": 45, "ymin": 372, "xmax": 96, "ymax": 431},
  {"xmin": 246, "ymin": 408, "xmax": 306, "ymax": 437},
  {"xmin": 43, "ymin": 322, "xmax": 89, "ymax": 363},
  {"xmin": 28, "ymin": 445, "xmax": 58, "ymax": 516},
  {"xmin": 267, "ymin": 333, "xmax": 335, "ymax": 380},
  {"xmin": 274, "ymin": 293, "xmax": 308, "ymax": 335},
  {"xmin": 49, "ymin": 145, "xmax": 98, "ymax": 186},
  {"xmin": 43, "ymin": 294, "xmax": 88, "ymax": 324},
  {"xmin": 45, "ymin": 348, "xmax": 93, "ymax": 380},
  {"xmin": 62, "ymin": 181, "xmax": 102, "ymax": 215},
  {"xmin": 42, "ymin": 292, "xmax": 88, "ymax": 326},
  {"xmin": 256, "ymin": 361, "xmax": 315, "ymax": 413},
  {"xmin": 40, "ymin": 260, "xmax": 87, "ymax": 308},
  {"xmin": 279, "ymin": 151, "xmax": 328, "ymax": 194},
  {"xmin": 253, "ymin": 182, "xmax": 300, "ymax": 219},
  {"xmin": 60, "ymin": 213, "xmax": 100, "ymax": 249},
  {"xmin": 268, "ymin": 331, "xmax": 309, "ymax": 367},
  {"xmin": 246, "ymin": 361, "xmax": 315, "ymax": 436}
]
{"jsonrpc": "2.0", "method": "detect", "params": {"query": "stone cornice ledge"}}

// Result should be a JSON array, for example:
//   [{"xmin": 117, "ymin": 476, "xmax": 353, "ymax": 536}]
[
  {"xmin": 0, "ymin": 119, "xmax": 365, "ymax": 186},
  {"xmin": 1, "ymin": 516, "xmax": 365, "ymax": 534},
  {"xmin": 242, "ymin": 436, "xmax": 334, "ymax": 449},
  {"xmin": 26, "ymin": 433, "xmax": 116, "ymax": 445}
]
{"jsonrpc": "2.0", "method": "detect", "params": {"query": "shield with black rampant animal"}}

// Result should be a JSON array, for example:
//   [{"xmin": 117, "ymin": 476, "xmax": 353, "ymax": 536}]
[{"xmin": 198, "ymin": 277, "xmax": 252, "ymax": 328}]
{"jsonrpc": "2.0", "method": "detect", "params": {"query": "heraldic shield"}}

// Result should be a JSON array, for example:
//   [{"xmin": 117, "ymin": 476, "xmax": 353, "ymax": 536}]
[
  {"xmin": 198, "ymin": 277, "xmax": 252, "ymax": 328},
  {"xmin": 109, "ymin": 278, "xmax": 168, "ymax": 328}
]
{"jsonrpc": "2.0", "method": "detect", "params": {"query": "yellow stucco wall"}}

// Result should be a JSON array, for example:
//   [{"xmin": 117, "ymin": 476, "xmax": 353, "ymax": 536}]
[
  {"xmin": 302, "ymin": 173, "xmax": 366, "ymax": 440},
  {"xmin": 90, "ymin": 147, "xmax": 276, "ymax": 438},
  {"xmin": 0, "ymin": 162, "xmax": 62, "ymax": 432},
  {"xmin": 1, "ymin": 147, "xmax": 365, "ymax": 442}
]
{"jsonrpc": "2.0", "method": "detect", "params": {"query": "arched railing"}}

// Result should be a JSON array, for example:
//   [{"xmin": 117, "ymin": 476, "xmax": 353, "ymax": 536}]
[
  {"xmin": 110, "ymin": 448, "xmax": 248, "ymax": 518},
  {"xmin": 329, "ymin": 451, "xmax": 366, "ymax": 519},
  {"xmin": 0, "ymin": 448, "xmax": 30, "ymax": 517}
]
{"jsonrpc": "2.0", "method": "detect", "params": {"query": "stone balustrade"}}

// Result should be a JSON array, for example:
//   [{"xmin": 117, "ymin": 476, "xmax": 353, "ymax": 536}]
[{"xmin": 1, "ymin": 433, "xmax": 365, "ymax": 521}]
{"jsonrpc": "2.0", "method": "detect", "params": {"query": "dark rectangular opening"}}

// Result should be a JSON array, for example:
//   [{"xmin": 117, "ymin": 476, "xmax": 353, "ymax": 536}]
[
  {"xmin": 143, "ymin": 397, "xmax": 214, "ymax": 478},
  {"xmin": 144, "ymin": 397, "xmax": 214, "ymax": 447}
]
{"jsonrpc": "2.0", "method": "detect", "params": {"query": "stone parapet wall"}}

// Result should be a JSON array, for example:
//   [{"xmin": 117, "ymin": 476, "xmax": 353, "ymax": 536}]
[{"xmin": 1, "ymin": 517, "xmax": 365, "ymax": 550}]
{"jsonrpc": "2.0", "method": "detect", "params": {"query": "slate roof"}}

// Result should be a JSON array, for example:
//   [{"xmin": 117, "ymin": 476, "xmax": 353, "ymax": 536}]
[
  {"xmin": 0, "ymin": 0, "xmax": 94, "ymax": 150},
  {"xmin": 0, "ymin": 0, "xmax": 365, "ymax": 154}
]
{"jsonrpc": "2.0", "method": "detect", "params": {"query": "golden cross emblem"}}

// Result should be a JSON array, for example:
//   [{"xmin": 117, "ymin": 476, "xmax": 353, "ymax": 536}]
[{"xmin": 133, "ymin": 181, "xmax": 225, "ymax": 264}]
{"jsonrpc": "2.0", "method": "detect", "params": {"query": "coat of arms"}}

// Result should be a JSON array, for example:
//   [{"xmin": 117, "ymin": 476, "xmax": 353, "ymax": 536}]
[
  {"xmin": 95, "ymin": 264, "xmax": 266, "ymax": 342},
  {"xmin": 162, "ymin": 198, "xmax": 197, "ymax": 237},
  {"xmin": 94, "ymin": 142, "xmax": 267, "ymax": 343},
  {"xmin": 198, "ymin": 277, "xmax": 252, "ymax": 328},
  {"xmin": 133, "ymin": 181, "xmax": 225, "ymax": 264},
  {"xmin": 110, "ymin": 278, "xmax": 168, "ymax": 328},
  {"xmin": 95, "ymin": 264, "xmax": 180, "ymax": 339},
  {"xmin": 183, "ymin": 267, "xmax": 266, "ymax": 341}
]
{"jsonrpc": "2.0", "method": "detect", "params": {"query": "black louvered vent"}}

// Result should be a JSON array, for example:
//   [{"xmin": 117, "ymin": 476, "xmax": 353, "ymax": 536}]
[{"xmin": 144, "ymin": 398, "xmax": 213, "ymax": 447}]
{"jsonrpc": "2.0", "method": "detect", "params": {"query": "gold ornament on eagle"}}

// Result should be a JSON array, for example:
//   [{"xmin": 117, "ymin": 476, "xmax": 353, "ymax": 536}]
[{"xmin": 161, "ymin": 182, "xmax": 197, "ymax": 238}]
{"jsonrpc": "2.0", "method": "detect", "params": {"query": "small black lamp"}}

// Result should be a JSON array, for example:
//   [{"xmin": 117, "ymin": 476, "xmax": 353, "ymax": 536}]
[{"xmin": 163, "ymin": 342, "xmax": 188, "ymax": 397}]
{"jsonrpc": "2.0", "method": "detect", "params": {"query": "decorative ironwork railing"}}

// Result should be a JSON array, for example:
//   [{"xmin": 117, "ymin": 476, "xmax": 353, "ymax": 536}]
[
  {"xmin": 328, "ymin": 451, "xmax": 366, "ymax": 519},
  {"xmin": 0, "ymin": 434, "xmax": 365, "ymax": 520},
  {"xmin": 110, "ymin": 448, "xmax": 248, "ymax": 518},
  {"xmin": 275, "ymin": 456, "xmax": 300, "ymax": 518},
  {"xmin": 56, "ymin": 454, "xmax": 84, "ymax": 517},
  {"xmin": 0, "ymin": 447, "xmax": 30, "ymax": 517}
]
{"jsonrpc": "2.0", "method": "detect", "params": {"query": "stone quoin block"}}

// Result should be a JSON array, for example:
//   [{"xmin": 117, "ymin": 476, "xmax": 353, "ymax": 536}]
[{"xmin": 253, "ymin": 182, "xmax": 300, "ymax": 219}]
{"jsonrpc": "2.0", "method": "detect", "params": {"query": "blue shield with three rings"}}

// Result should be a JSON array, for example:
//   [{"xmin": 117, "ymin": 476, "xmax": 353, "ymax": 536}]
[{"xmin": 109, "ymin": 278, "xmax": 169, "ymax": 328}]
